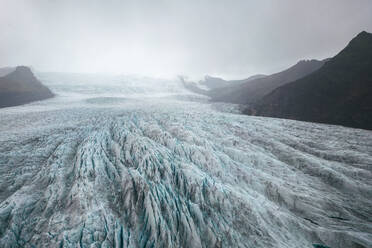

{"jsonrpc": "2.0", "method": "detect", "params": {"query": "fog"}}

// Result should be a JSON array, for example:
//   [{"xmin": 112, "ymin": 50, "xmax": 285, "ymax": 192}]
[{"xmin": 1, "ymin": 0, "xmax": 372, "ymax": 79}]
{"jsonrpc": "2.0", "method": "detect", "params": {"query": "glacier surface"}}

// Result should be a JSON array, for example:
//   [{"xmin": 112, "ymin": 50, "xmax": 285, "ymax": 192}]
[{"xmin": 0, "ymin": 73, "xmax": 371, "ymax": 248}]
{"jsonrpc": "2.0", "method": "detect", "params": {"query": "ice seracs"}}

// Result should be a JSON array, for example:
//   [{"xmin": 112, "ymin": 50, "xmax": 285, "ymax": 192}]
[{"xmin": 0, "ymin": 73, "xmax": 371, "ymax": 248}]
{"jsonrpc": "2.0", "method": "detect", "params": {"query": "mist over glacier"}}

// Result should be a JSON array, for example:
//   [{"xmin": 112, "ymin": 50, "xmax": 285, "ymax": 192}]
[{"xmin": 0, "ymin": 73, "xmax": 371, "ymax": 248}]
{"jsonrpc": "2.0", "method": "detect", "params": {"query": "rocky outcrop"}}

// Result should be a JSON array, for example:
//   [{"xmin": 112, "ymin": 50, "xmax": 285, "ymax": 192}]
[
  {"xmin": 0, "ymin": 66, "xmax": 54, "ymax": 108},
  {"xmin": 248, "ymin": 31, "xmax": 372, "ymax": 130}
]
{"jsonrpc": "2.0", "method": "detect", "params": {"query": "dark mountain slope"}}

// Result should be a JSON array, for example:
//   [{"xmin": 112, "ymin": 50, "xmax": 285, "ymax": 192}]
[
  {"xmin": 0, "ymin": 66, "xmax": 54, "ymax": 108},
  {"xmin": 210, "ymin": 59, "xmax": 326, "ymax": 104},
  {"xmin": 248, "ymin": 31, "xmax": 372, "ymax": 130}
]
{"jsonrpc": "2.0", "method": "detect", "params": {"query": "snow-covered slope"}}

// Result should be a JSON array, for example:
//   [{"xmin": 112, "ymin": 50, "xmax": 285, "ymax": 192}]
[{"xmin": 0, "ymin": 73, "xmax": 371, "ymax": 248}]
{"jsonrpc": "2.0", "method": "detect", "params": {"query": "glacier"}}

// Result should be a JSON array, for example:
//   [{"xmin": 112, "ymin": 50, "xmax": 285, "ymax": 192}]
[{"xmin": 0, "ymin": 73, "xmax": 371, "ymax": 248}]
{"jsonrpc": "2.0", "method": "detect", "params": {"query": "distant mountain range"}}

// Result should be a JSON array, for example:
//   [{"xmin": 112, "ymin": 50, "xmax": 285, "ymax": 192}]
[
  {"xmin": 199, "ymin": 74, "xmax": 266, "ymax": 90},
  {"xmin": 247, "ymin": 31, "xmax": 372, "ymax": 130},
  {"xmin": 180, "ymin": 73, "xmax": 266, "ymax": 95},
  {"xmin": 0, "ymin": 66, "xmax": 54, "ymax": 108},
  {"xmin": 183, "ymin": 31, "xmax": 372, "ymax": 130},
  {"xmin": 209, "ymin": 59, "xmax": 326, "ymax": 104}
]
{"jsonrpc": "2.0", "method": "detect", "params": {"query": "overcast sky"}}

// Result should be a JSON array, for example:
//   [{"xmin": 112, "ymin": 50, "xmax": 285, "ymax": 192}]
[{"xmin": 1, "ymin": 0, "xmax": 372, "ymax": 79}]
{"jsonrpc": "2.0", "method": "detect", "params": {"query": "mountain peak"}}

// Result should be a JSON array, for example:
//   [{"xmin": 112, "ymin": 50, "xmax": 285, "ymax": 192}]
[
  {"xmin": 5, "ymin": 65, "xmax": 37, "ymax": 83},
  {"xmin": 326, "ymin": 31, "xmax": 372, "ymax": 66},
  {"xmin": 0, "ymin": 65, "xmax": 54, "ymax": 107},
  {"xmin": 204, "ymin": 75, "xmax": 224, "ymax": 81},
  {"xmin": 14, "ymin": 66, "xmax": 33, "ymax": 74},
  {"xmin": 348, "ymin": 31, "xmax": 372, "ymax": 45},
  {"xmin": 295, "ymin": 59, "xmax": 320, "ymax": 66},
  {"xmin": 356, "ymin": 30, "xmax": 371, "ymax": 37},
  {"xmin": 250, "ymin": 31, "xmax": 372, "ymax": 130}
]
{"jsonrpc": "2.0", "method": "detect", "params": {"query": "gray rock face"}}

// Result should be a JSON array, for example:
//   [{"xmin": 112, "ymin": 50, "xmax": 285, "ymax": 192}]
[
  {"xmin": 0, "ymin": 66, "xmax": 54, "ymax": 108},
  {"xmin": 0, "ymin": 73, "xmax": 371, "ymax": 248},
  {"xmin": 248, "ymin": 31, "xmax": 372, "ymax": 131}
]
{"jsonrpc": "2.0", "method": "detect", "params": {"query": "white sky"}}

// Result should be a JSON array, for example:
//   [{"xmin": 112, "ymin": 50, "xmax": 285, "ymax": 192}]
[{"xmin": 1, "ymin": 0, "xmax": 372, "ymax": 79}]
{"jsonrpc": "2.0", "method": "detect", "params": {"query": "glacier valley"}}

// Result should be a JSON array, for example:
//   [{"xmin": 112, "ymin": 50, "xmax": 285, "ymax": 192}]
[{"xmin": 0, "ymin": 73, "xmax": 371, "ymax": 248}]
